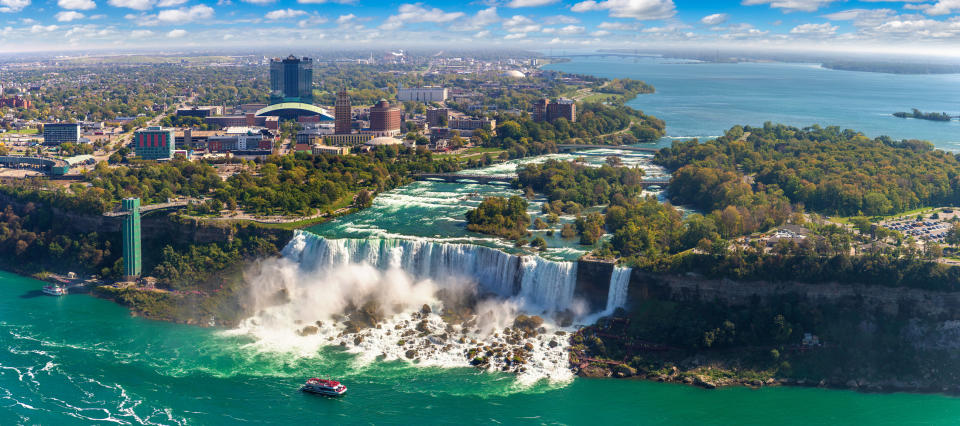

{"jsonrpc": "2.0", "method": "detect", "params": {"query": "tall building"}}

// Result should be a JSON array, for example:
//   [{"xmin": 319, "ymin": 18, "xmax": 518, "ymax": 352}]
[
  {"xmin": 369, "ymin": 99, "xmax": 401, "ymax": 135},
  {"xmin": 121, "ymin": 197, "xmax": 141, "ymax": 280},
  {"xmin": 398, "ymin": 86, "xmax": 448, "ymax": 102},
  {"xmin": 533, "ymin": 98, "xmax": 577, "ymax": 123},
  {"xmin": 134, "ymin": 126, "xmax": 175, "ymax": 160},
  {"xmin": 42, "ymin": 123, "xmax": 80, "ymax": 146},
  {"xmin": 270, "ymin": 55, "xmax": 313, "ymax": 104},
  {"xmin": 335, "ymin": 88, "xmax": 352, "ymax": 134},
  {"xmin": 426, "ymin": 108, "xmax": 449, "ymax": 127}
]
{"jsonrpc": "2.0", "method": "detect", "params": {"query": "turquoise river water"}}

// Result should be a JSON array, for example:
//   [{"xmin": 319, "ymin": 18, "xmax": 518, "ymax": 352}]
[{"xmin": 3, "ymin": 56, "xmax": 960, "ymax": 424}]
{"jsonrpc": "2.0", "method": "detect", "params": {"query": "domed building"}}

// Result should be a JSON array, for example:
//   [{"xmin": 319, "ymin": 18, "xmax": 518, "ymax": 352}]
[
  {"xmin": 363, "ymin": 136, "xmax": 404, "ymax": 149},
  {"xmin": 501, "ymin": 70, "xmax": 526, "ymax": 79}
]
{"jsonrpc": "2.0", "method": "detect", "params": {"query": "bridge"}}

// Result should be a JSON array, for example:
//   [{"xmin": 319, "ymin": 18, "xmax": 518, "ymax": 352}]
[
  {"xmin": 556, "ymin": 144, "xmax": 659, "ymax": 153},
  {"xmin": 413, "ymin": 174, "xmax": 514, "ymax": 184},
  {"xmin": 415, "ymin": 173, "xmax": 670, "ymax": 188},
  {"xmin": 103, "ymin": 200, "xmax": 194, "ymax": 217}
]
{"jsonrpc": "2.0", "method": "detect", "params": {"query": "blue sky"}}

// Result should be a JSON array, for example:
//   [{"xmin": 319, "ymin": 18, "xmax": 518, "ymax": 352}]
[{"xmin": 1, "ymin": 0, "xmax": 959, "ymax": 54}]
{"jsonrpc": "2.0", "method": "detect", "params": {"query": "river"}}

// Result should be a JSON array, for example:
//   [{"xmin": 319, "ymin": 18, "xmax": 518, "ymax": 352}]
[{"xmin": 3, "ymin": 56, "xmax": 960, "ymax": 423}]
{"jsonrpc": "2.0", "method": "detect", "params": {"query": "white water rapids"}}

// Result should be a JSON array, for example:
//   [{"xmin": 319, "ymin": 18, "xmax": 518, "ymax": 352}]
[{"xmin": 230, "ymin": 231, "xmax": 631, "ymax": 385}]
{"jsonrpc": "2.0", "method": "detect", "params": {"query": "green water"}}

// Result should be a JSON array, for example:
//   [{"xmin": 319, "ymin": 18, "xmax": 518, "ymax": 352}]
[{"xmin": 3, "ymin": 271, "xmax": 960, "ymax": 424}]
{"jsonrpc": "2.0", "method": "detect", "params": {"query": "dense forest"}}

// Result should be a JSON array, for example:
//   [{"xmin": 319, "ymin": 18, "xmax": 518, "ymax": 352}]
[
  {"xmin": 655, "ymin": 123, "xmax": 960, "ymax": 217},
  {"xmin": 465, "ymin": 196, "xmax": 531, "ymax": 241},
  {"xmin": 516, "ymin": 159, "xmax": 646, "ymax": 206},
  {"xmin": 893, "ymin": 108, "xmax": 954, "ymax": 122}
]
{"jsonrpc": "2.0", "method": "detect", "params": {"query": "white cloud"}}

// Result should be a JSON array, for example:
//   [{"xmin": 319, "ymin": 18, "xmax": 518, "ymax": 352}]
[
  {"xmin": 458, "ymin": 7, "xmax": 499, "ymax": 31},
  {"xmin": 474, "ymin": 30, "xmax": 490, "ymax": 37},
  {"xmin": 741, "ymin": 0, "xmax": 836, "ymax": 13},
  {"xmin": 157, "ymin": 5, "xmax": 214, "ymax": 23},
  {"xmin": 297, "ymin": 15, "xmax": 328, "ymax": 27},
  {"xmin": 506, "ymin": 0, "xmax": 558, "ymax": 7},
  {"xmin": 700, "ymin": 13, "xmax": 728, "ymax": 25},
  {"xmin": 598, "ymin": 21, "xmax": 640, "ymax": 30},
  {"xmin": 30, "ymin": 24, "xmax": 59, "ymax": 33},
  {"xmin": 380, "ymin": 3, "xmax": 464, "ymax": 30},
  {"xmin": 297, "ymin": 0, "xmax": 357, "ymax": 3},
  {"xmin": 55, "ymin": 11, "xmax": 85, "ymax": 21},
  {"xmin": 790, "ymin": 22, "xmax": 837, "ymax": 34},
  {"xmin": 504, "ymin": 32, "xmax": 526, "ymax": 39},
  {"xmin": 265, "ymin": 8, "xmax": 306, "ymax": 20},
  {"xmin": 166, "ymin": 28, "xmax": 186, "ymax": 38},
  {"xmin": 543, "ymin": 15, "xmax": 579, "ymax": 24},
  {"xmin": 503, "ymin": 14, "xmax": 540, "ymax": 32},
  {"xmin": 0, "ymin": 0, "xmax": 30, "ymax": 13},
  {"xmin": 58, "ymin": 0, "xmax": 95, "ymax": 10},
  {"xmin": 336, "ymin": 13, "xmax": 355, "ymax": 24},
  {"xmin": 130, "ymin": 29, "xmax": 153, "ymax": 37},
  {"xmin": 571, "ymin": 0, "xmax": 676, "ymax": 20},
  {"xmin": 108, "ymin": 0, "xmax": 153, "ymax": 10},
  {"xmin": 544, "ymin": 24, "xmax": 585, "ymax": 34},
  {"xmin": 926, "ymin": 0, "xmax": 960, "ymax": 16},
  {"xmin": 591, "ymin": 30, "xmax": 610, "ymax": 36},
  {"xmin": 241, "ymin": 0, "xmax": 274, "ymax": 4},
  {"xmin": 156, "ymin": 0, "xmax": 186, "ymax": 6}
]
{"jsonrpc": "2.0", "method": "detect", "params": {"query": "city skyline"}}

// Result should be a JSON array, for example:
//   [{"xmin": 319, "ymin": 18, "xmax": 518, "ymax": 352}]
[{"xmin": 0, "ymin": 0, "xmax": 957, "ymax": 56}]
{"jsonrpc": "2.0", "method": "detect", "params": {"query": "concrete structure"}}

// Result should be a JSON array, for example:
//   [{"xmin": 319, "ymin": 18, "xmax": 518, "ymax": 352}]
[
  {"xmin": 176, "ymin": 106, "xmax": 223, "ymax": 118},
  {"xmin": 449, "ymin": 118, "xmax": 495, "ymax": 132},
  {"xmin": 204, "ymin": 114, "xmax": 279, "ymax": 130},
  {"xmin": 0, "ymin": 95, "xmax": 31, "ymax": 108},
  {"xmin": 134, "ymin": 127, "xmax": 175, "ymax": 160},
  {"xmin": 254, "ymin": 103, "xmax": 333, "ymax": 121},
  {"xmin": 121, "ymin": 198, "xmax": 142, "ymax": 280},
  {"xmin": 270, "ymin": 55, "xmax": 313, "ymax": 104},
  {"xmin": 323, "ymin": 133, "xmax": 373, "ymax": 146},
  {"xmin": 335, "ymin": 88, "xmax": 352, "ymax": 134},
  {"xmin": 42, "ymin": 123, "xmax": 80, "ymax": 146},
  {"xmin": 208, "ymin": 127, "xmax": 274, "ymax": 153},
  {"xmin": 426, "ymin": 108, "xmax": 449, "ymax": 127},
  {"xmin": 369, "ymin": 99, "xmax": 401, "ymax": 135},
  {"xmin": 0, "ymin": 156, "xmax": 70, "ymax": 175},
  {"xmin": 534, "ymin": 98, "xmax": 577, "ymax": 123},
  {"xmin": 312, "ymin": 145, "xmax": 350, "ymax": 155},
  {"xmin": 398, "ymin": 86, "xmax": 448, "ymax": 102}
]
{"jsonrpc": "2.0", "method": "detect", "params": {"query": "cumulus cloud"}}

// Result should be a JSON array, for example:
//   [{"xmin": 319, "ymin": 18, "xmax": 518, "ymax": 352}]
[
  {"xmin": 30, "ymin": 24, "xmax": 59, "ymax": 33},
  {"xmin": 503, "ymin": 14, "xmax": 540, "ymax": 32},
  {"xmin": 297, "ymin": 15, "xmax": 328, "ymax": 27},
  {"xmin": 926, "ymin": 0, "xmax": 960, "ymax": 16},
  {"xmin": 108, "ymin": 0, "xmax": 153, "ymax": 10},
  {"xmin": 790, "ymin": 22, "xmax": 837, "ymax": 34},
  {"xmin": 336, "ymin": 13, "xmax": 355, "ymax": 24},
  {"xmin": 700, "ymin": 13, "xmax": 728, "ymax": 25},
  {"xmin": 598, "ymin": 21, "xmax": 640, "ymax": 30},
  {"xmin": 543, "ymin": 15, "xmax": 579, "ymax": 24},
  {"xmin": 265, "ymin": 8, "xmax": 306, "ymax": 20},
  {"xmin": 166, "ymin": 28, "xmax": 186, "ymax": 37},
  {"xmin": 543, "ymin": 25, "xmax": 585, "ymax": 34},
  {"xmin": 474, "ymin": 30, "xmax": 490, "ymax": 37},
  {"xmin": 506, "ymin": 0, "xmax": 557, "ymax": 7},
  {"xmin": 55, "ymin": 11, "xmax": 85, "ymax": 21},
  {"xmin": 504, "ymin": 32, "xmax": 526, "ymax": 39},
  {"xmin": 571, "ymin": 0, "xmax": 676, "ymax": 20},
  {"xmin": 380, "ymin": 3, "xmax": 464, "ymax": 30},
  {"xmin": 241, "ymin": 0, "xmax": 275, "ymax": 4},
  {"xmin": 741, "ymin": 0, "xmax": 836, "ymax": 13},
  {"xmin": 458, "ymin": 7, "xmax": 499, "ymax": 31},
  {"xmin": 156, "ymin": 0, "xmax": 186, "ymax": 6},
  {"xmin": 58, "ymin": 0, "xmax": 95, "ymax": 10},
  {"xmin": 130, "ymin": 29, "xmax": 153, "ymax": 37},
  {"xmin": 157, "ymin": 5, "xmax": 213, "ymax": 23},
  {"xmin": 0, "ymin": 0, "xmax": 30, "ymax": 13}
]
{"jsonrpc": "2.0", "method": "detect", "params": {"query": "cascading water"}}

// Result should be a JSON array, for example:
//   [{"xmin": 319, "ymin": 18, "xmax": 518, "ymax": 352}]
[{"xmin": 605, "ymin": 267, "xmax": 632, "ymax": 312}]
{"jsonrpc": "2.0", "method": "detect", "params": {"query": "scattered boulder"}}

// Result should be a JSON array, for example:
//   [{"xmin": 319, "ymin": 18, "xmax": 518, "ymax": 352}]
[{"xmin": 297, "ymin": 326, "xmax": 319, "ymax": 336}]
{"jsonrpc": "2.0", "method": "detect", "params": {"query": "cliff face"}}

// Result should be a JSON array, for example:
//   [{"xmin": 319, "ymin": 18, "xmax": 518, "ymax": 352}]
[
  {"xmin": 575, "ymin": 258, "xmax": 615, "ymax": 312},
  {"xmin": 631, "ymin": 271, "xmax": 960, "ymax": 320}
]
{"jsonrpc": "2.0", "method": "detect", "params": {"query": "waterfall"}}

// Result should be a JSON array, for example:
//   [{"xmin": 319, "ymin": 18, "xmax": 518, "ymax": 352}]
[
  {"xmin": 282, "ymin": 230, "xmax": 580, "ymax": 312},
  {"xmin": 605, "ymin": 266, "xmax": 632, "ymax": 312}
]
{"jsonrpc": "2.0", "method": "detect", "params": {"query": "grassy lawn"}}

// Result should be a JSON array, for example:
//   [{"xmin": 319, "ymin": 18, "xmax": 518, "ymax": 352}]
[
  {"xmin": 6, "ymin": 128, "xmax": 38, "ymax": 135},
  {"xmin": 829, "ymin": 206, "xmax": 946, "ymax": 224}
]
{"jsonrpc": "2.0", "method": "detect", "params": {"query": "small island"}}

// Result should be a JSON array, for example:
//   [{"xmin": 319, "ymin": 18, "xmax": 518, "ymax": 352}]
[{"xmin": 893, "ymin": 108, "xmax": 955, "ymax": 122}]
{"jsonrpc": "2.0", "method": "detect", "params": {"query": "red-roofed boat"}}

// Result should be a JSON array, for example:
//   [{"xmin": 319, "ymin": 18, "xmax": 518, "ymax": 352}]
[{"xmin": 300, "ymin": 378, "xmax": 347, "ymax": 396}]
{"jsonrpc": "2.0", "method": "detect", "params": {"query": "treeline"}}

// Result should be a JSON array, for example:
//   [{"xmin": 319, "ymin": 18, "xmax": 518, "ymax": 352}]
[
  {"xmin": 893, "ymin": 108, "xmax": 954, "ymax": 122},
  {"xmin": 516, "ymin": 159, "xmax": 646, "ymax": 206},
  {"xmin": 83, "ymin": 147, "xmax": 461, "ymax": 216},
  {"xmin": 465, "ymin": 196, "xmax": 530, "ymax": 240},
  {"xmin": 595, "ymin": 78, "xmax": 656, "ymax": 97},
  {"xmin": 655, "ymin": 123, "xmax": 960, "ymax": 217},
  {"xmin": 486, "ymin": 102, "xmax": 665, "ymax": 159}
]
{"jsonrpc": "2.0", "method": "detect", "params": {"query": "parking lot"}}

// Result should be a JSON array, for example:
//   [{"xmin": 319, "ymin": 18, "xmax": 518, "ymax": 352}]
[{"xmin": 881, "ymin": 212, "xmax": 956, "ymax": 243}]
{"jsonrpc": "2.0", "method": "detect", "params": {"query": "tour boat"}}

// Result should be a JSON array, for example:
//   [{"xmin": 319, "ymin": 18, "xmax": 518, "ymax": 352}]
[
  {"xmin": 42, "ymin": 285, "xmax": 67, "ymax": 296},
  {"xmin": 300, "ymin": 378, "xmax": 347, "ymax": 396}
]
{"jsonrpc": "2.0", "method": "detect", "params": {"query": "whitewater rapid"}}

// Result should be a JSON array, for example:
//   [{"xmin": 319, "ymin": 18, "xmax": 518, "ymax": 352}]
[{"xmin": 230, "ymin": 231, "xmax": 634, "ymax": 385}]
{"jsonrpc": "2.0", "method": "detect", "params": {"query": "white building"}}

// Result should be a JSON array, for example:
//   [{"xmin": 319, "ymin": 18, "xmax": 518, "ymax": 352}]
[{"xmin": 397, "ymin": 86, "xmax": 448, "ymax": 103}]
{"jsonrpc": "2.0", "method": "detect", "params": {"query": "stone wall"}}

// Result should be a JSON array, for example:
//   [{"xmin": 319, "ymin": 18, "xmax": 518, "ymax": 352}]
[{"xmin": 575, "ymin": 258, "xmax": 615, "ymax": 312}]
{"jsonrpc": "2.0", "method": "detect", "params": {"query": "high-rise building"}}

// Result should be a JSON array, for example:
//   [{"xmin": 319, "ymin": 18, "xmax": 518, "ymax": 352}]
[
  {"xmin": 121, "ymin": 197, "xmax": 141, "ymax": 280},
  {"xmin": 42, "ymin": 123, "xmax": 80, "ymax": 146},
  {"xmin": 426, "ymin": 108, "xmax": 449, "ymax": 127},
  {"xmin": 369, "ymin": 99, "xmax": 401, "ymax": 135},
  {"xmin": 398, "ymin": 86, "xmax": 448, "ymax": 102},
  {"xmin": 335, "ymin": 88, "xmax": 352, "ymax": 134},
  {"xmin": 270, "ymin": 55, "xmax": 313, "ymax": 104},
  {"xmin": 533, "ymin": 98, "xmax": 577, "ymax": 123},
  {"xmin": 134, "ymin": 126, "xmax": 175, "ymax": 160}
]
